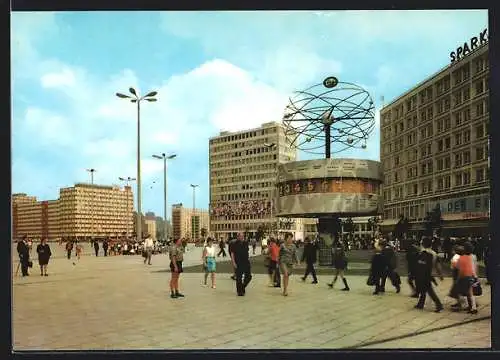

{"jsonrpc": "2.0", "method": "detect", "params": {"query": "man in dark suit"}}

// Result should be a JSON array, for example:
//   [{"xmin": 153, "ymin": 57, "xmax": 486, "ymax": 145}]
[
  {"xmin": 17, "ymin": 235, "xmax": 30, "ymax": 276},
  {"xmin": 380, "ymin": 240, "xmax": 401, "ymax": 293},
  {"xmin": 301, "ymin": 237, "xmax": 318, "ymax": 284},
  {"xmin": 231, "ymin": 232, "xmax": 252, "ymax": 296}
]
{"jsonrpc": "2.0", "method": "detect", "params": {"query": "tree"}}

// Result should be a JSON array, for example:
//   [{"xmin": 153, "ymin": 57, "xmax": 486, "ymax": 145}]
[
  {"xmin": 342, "ymin": 217, "xmax": 355, "ymax": 234},
  {"xmin": 423, "ymin": 204, "xmax": 443, "ymax": 237},
  {"xmin": 256, "ymin": 224, "xmax": 265, "ymax": 241},
  {"xmin": 394, "ymin": 215, "xmax": 409, "ymax": 239}
]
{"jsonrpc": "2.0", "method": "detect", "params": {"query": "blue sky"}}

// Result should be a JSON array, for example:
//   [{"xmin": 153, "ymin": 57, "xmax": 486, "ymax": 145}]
[{"xmin": 11, "ymin": 10, "xmax": 488, "ymax": 218}]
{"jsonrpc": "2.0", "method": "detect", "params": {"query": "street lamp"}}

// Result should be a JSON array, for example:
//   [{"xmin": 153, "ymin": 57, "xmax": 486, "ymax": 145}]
[
  {"xmin": 264, "ymin": 143, "xmax": 278, "ymax": 235},
  {"xmin": 86, "ymin": 168, "xmax": 97, "ymax": 238},
  {"xmin": 190, "ymin": 184, "xmax": 199, "ymax": 241},
  {"xmin": 152, "ymin": 153, "xmax": 177, "ymax": 242},
  {"xmin": 119, "ymin": 176, "xmax": 136, "ymax": 240},
  {"xmin": 116, "ymin": 87, "xmax": 158, "ymax": 243}
]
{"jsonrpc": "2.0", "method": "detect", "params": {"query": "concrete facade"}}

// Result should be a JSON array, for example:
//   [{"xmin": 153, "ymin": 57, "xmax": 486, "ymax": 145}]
[
  {"xmin": 171, "ymin": 203, "xmax": 209, "ymax": 241},
  {"xmin": 209, "ymin": 122, "xmax": 300, "ymax": 238},
  {"xmin": 380, "ymin": 43, "xmax": 489, "ymax": 236}
]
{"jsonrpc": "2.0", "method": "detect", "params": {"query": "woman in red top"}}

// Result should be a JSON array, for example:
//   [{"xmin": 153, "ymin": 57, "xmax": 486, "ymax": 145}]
[
  {"xmin": 267, "ymin": 238, "xmax": 280, "ymax": 287},
  {"xmin": 456, "ymin": 242, "xmax": 478, "ymax": 314}
]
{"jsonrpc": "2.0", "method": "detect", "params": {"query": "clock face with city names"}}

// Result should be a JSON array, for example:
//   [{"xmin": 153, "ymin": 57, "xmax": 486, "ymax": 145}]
[{"xmin": 278, "ymin": 178, "xmax": 379, "ymax": 196}]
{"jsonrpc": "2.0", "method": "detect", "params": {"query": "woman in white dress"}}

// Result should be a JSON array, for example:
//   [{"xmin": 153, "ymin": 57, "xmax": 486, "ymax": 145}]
[{"xmin": 202, "ymin": 237, "xmax": 217, "ymax": 288}]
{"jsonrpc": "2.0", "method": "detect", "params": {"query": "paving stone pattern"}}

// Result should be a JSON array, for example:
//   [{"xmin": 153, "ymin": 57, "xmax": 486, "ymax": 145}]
[{"xmin": 12, "ymin": 246, "xmax": 491, "ymax": 350}]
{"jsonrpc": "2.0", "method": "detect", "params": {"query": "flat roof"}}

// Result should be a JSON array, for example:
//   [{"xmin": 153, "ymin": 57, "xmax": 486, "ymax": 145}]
[
  {"xmin": 381, "ymin": 42, "xmax": 488, "ymax": 111},
  {"xmin": 209, "ymin": 121, "xmax": 283, "ymax": 141}
]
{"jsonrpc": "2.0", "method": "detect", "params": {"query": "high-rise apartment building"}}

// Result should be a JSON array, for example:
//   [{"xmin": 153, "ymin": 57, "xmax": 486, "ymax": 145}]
[
  {"xmin": 12, "ymin": 183, "xmax": 134, "ymax": 240},
  {"xmin": 209, "ymin": 122, "xmax": 299, "ymax": 238},
  {"xmin": 171, "ymin": 203, "xmax": 210, "ymax": 241},
  {"xmin": 380, "ymin": 42, "xmax": 489, "ymax": 236},
  {"xmin": 13, "ymin": 194, "xmax": 60, "ymax": 239}
]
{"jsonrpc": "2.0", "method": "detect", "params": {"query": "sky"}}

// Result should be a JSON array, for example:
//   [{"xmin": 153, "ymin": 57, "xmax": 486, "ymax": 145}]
[{"xmin": 11, "ymin": 10, "xmax": 488, "ymax": 219}]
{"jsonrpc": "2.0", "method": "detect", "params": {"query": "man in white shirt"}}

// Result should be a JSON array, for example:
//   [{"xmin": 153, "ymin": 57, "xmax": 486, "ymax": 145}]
[{"xmin": 143, "ymin": 235, "xmax": 154, "ymax": 265}]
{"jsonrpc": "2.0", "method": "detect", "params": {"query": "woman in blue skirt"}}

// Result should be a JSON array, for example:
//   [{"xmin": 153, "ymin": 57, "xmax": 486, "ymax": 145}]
[{"xmin": 202, "ymin": 237, "xmax": 217, "ymax": 288}]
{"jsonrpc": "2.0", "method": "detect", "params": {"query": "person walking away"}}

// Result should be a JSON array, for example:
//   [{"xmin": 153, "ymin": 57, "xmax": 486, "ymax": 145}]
[
  {"xmin": 228, "ymin": 237, "xmax": 237, "ymax": 280},
  {"xmin": 36, "ymin": 237, "xmax": 52, "ymax": 276},
  {"xmin": 268, "ymin": 238, "xmax": 281, "ymax": 287},
  {"xmin": 449, "ymin": 245, "xmax": 464, "ymax": 309},
  {"xmin": 17, "ymin": 235, "xmax": 31, "ymax": 277},
  {"xmin": 443, "ymin": 237, "xmax": 452, "ymax": 262},
  {"xmin": 75, "ymin": 239, "xmax": 83, "ymax": 261},
  {"xmin": 217, "ymin": 239, "xmax": 227, "ymax": 258},
  {"xmin": 455, "ymin": 242, "xmax": 479, "ymax": 314},
  {"xmin": 143, "ymin": 234, "xmax": 154, "ymax": 265},
  {"xmin": 279, "ymin": 233, "xmax": 300, "ymax": 296},
  {"xmin": 328, "ymin": 241, "xmax": 350, "ymax": 290},
  {"xmin": 369, "ymin": 239, "xmax": 386, "ymax": 295},
  {"xmin": 251, "ymin": 238, "xmax": 257, "ymax": 255},
  {"xmin": 380, "ymin": 240, "xmax": 401, "ymax": 293},
  {"xmin": 169, "ymin": 238, "xmax": 185, "ymax": 298},
  {"xmin": 231, "ymin": 232, "xmax": 252, "ymax": 296},
  {"xmin": 414, "ymin": 237, "xmax": 444, "ymax": 312},
  {"xmin": 406, "ymin": 239, "xmax": 420, "ymax": 297},
  {"xmin": 103, "ymin": 238, "xmax": 109, "ymax": 257},
  {"xmin": 65, "ymin": 240, "xmax": 73, "ymax": 260},
  {"xmin": 202, "ymin": 237, "xmax": 217, "ymax": 288},
  {"xmin": 93, "ymin": 239, "xmax": 99, "ymax": 256},
  {"xmin": 484, "ymin": 238, "xmax": 491, "ymax": 285},
  {"xmin": 301, "ymin": 237, "xmax": 318, "ymax": 284}
]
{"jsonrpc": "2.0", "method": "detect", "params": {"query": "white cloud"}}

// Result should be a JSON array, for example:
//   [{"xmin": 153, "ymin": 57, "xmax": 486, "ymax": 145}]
[
  {"xmin": 23, "ymin": 107, "xmax": 73, "ymax": 147},
  {"xmin": 41, "ymin": 68, "xmax": 76, "ymax": 88}
]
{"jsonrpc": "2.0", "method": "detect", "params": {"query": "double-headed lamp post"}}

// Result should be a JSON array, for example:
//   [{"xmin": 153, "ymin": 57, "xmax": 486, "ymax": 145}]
[
  {"xmin": 118, "ymin": 176, "xmax": 136, "ymax": 240},
  {"xmin": 86, "ymin": 168, "xmax": 97, "ymax": 238},
  {"xmin": 152, "ymin": 153, "xmax": 177, "ymax": 242},
  {"xmin": 116, "ymin": 87, "xmax": 158, "ymax": 243},
  {"xmin": 190, "ymin": 184, "xmax": 199, "ymax": 240},
  {"xmin": 264, "ymin": 142, "xmax": 278, "ymax": 235}
]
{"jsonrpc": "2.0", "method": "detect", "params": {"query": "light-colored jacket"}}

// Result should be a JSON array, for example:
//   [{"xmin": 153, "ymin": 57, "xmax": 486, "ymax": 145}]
[{"xmin": 144, "ymin": 238, "xmax": 154, "ymax": 250}]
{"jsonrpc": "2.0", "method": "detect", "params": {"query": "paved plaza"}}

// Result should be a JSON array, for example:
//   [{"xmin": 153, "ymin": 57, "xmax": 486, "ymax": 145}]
[{"xmin": 12, "ymin": 245, "xmax": 491, "ymax": 350}]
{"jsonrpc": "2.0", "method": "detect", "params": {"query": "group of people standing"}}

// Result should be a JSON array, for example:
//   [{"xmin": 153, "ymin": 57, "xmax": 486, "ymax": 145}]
[{"xmin": 16, "ymin": 235, "xmax": 52, "ymax": 277}]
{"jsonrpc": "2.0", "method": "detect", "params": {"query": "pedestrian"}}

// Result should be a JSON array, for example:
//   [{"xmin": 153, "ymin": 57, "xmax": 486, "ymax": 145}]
[
  {"xmin": 93, "ymin": 239, "xmax": 99, "ymax": 256},
  {"xmin": 406, "ymin": 238, "xmax": 420, "ymax": 298},
  {"xmin": 143, "ymin": 234, "xmax": 154, "ymax": 265},
  {"xmin": 228, "ymin": 237, "xmax": 237, "ymax": 280},
  {"xmin": 455, "ymin": 242, "xmax": 479, "ymax": 314},
  {"xmin": 414, "ymin": 237, "xmax": 444, "ymax": 313},
  {"xmin": 75, "ymin": 239, "xmax": 83, "ymax": 261},
  {"xmin": 484, "ymin": 238, "xmax": 491, "ymax": 285},
  {"xmin": 328, "ymin": 240, "xmax": 350, "ymax": 291},
  {"xmin": 279, "ymin": 232, "xmax": 300, "ymax": 296},
  {"xmin": 202, "ymin": 237, "xmax": 217, "ymax": 288},
  {"xmin": 268, "ymin": 237, "xmax": 281, "ymax": 288},
  {"xmin": 169, "ymin": 238, "xmax": 185, "ymax": 298},
  {"xmin": 231, "ymin": 232, "xmax": 252, "ymax": 296},
  {"xmin": 381, "ymin": 239, "xmax": 401, "ymax": 293},
  {"xmin": 103, "ymin": 238, "xmax": 109, "ymax": 257},
  {"xmin": 369, "ymin": 239, "xmax": 386, "ymax": 295},
  {"xmin": 36, "ymin": 237, "xmax": 52, "ymax": 276},
  {"xmin": 449, "ymin": 245, "xmax": 464, "ymax": 309},
  {"xmin": 17, "ymin": 235, "xmax": 31, "ymax": 277},
  {"xmin": 217, "ymin": 239, "xmax": 227, "ymax": 258},
  {"xmin": 65, "ymin": 240, "xmax": 73, "ymax": 260},
  {"xmin": 301, "ymin": 236, "xmax": 318, "ymax": 284}
]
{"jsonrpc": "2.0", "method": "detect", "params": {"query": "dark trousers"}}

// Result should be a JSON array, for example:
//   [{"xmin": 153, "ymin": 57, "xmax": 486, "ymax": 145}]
[
  {"xmin": 67, "ymin": 250, "xmax": 72, "ymax": 259},
  {"xmin": 408, "ymin": 273, "xmax": 417, "ymax": 295},
  {"xmin": 417, "ymin": 283, "xmax": 442, "ymax": 308},
  {"xmin": 217, "ymin": 248, "xmax": 226, "ymax": 257},
  {"xmin": 274, "ymin": 263, "xmax": 281, "ymax": 286},
  {"xmin": 381, "ymin": 269, "xmax": 400, "ymax": 290},
  {"xmin": 304, "ymin": 261, "xmax": 317, "ymax": 282},
  {"xmin": 94, "ymin": 247, "xmax": 99, "ymax": 256},
  {"xmin": 20, "ymin": 259, "xmax": 29, "ymax": 276},
  {"xmin": 235, "ymin": 262, "xmax": 252, "ymax": 295},
  {"xmin": 373, "ymin": 275, "xmax": 384, "ymax": 293},
  {"xmin": 103, "ymin": 248, "xmax": 108, "ymax": 256}
]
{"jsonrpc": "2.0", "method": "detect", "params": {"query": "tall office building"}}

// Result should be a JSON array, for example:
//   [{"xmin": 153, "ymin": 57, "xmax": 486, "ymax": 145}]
[
  {"xmin": 12, "ymin": 183, "xmax": 134, "ymax": 240},
  {"xmin": 209, "ymin": 122, "xmax": 299, "ymax": 239},
  {"xmin": 171, "ymin": 203, "xmax": 210, "ymax": 241},
  {"xmin": 380, "ymin": 42, "xmax": 489, "ymax": 236}
]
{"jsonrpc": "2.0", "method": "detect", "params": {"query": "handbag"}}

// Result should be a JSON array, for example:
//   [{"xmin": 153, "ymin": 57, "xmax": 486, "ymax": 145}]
[
  {"xmin": 472, "ymin": 278, "xmax": 482, "ymax": 296},
  {"xmin": 367, "ymin": 274, "xmax": 375, "ymax": 286}
]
